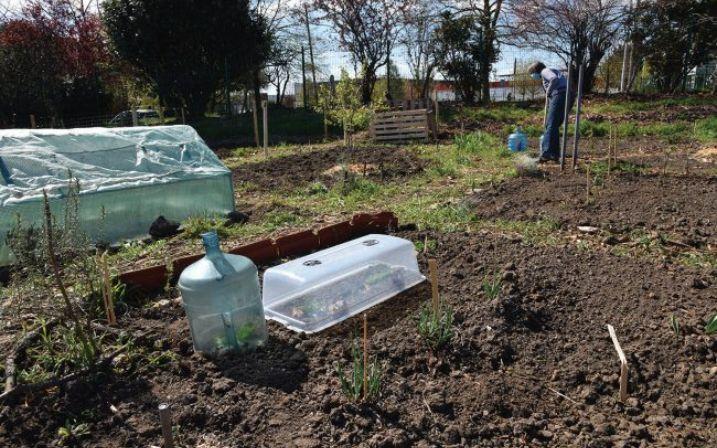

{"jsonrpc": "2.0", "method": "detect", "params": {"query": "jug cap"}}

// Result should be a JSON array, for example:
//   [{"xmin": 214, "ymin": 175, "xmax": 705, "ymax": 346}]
[{"xmin": 202, "ymin": 231, "xmax": 221, "ymax": 251}]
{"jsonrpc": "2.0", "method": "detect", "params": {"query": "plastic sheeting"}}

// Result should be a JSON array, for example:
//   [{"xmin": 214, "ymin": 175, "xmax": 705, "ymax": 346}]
[{"xmin": 0, "ymin": 125, "xmax": 235, "ymax": 265}]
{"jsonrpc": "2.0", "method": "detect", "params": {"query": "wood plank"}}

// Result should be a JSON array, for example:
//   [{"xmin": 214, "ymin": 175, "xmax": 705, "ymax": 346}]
[
  {"xmin": 374, "ymin": 108, "xmax": 428, "ymax": 118},
  {"xmin": 375, "ymin": 132, "xmax": 428, "ymax": 141},
  {"xmin": 372, "ymin": 116, "xmax": 427, "ymax": 125},
  {"xmin": 373, "ymin": 127, "xmax": 429, "ymax": 136},
  {"xmin": 372, "ymin": 123, "xmax": 427, "ymax": 131}
]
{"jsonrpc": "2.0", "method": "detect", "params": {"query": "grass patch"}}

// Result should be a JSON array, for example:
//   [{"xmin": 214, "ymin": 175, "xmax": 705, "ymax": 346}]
[
  {"xmin": 694, "ymin": 116, "xmax": 717, "ymax": 143},
  {"xmin": 475, "ymin": 218, "xmax": 561, "ymax": 246},
  {"xmin": 583, "ymin": 95, "xmax": 716, "ymax": 116},
  {"xmin": 677, "ymin": 251, "xmax": 717, "ymax": 269}
]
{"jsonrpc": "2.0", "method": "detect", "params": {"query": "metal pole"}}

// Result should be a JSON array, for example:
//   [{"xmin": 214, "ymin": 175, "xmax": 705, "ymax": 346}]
[
  {"xmin": 512, "ymin": 57, "xmax": 517, "ymax": 100},
  {"xmin": 304, "ymin": 4, "xmax": 318, "ymax": 105},
  {"xmin": 301, "ymin": 46, "xmax": 308, "ymax": 109},
  {"xmin": 560, "ymin": 62, "xmax": 572, "ymax": 170},
  {"xmin": 572, "ymin": 63, "xmax": 585, "ymax": 169}
]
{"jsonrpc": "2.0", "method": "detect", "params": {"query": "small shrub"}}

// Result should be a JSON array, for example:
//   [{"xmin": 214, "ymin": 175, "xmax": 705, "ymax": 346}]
[
  {"xmin": 336, "ymin": 334, "xmax": 382, "ymax": 401},
  {"xmin": 57, "ymin": 419, "xmax": 91, "ymax": 444},
  {"xmin": 417, "ymin": 302, "xmax": 454, "ymax": 350},
  {"xmin": 482, "ymin": 272, "xmax": 502, "ymax": 300}
]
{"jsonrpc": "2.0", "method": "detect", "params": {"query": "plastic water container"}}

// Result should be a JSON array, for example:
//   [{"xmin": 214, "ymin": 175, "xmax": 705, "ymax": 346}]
[
  {"xmin": 507, "ymin": 127, "xmax": 528, "ymax": 152},
  {"xmin": 263, "ymin": 234, "xmax": 425, "ymax": 333},
  {"xmin": 178, "ymin": 231, "xmax": 267, "ymax": 355}
]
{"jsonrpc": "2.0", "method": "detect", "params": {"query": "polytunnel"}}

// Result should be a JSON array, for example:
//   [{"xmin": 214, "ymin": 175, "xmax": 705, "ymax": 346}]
[{"xmin": 0, "ymin": 125, "xmax": 235, "ymax": 266}]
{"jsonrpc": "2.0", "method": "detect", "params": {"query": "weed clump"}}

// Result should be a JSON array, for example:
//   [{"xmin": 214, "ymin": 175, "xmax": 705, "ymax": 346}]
[
  {"xmin": 417, "ymin": 302, "xmax": 454, "ymax": 350},
  {"xmin": 514, "ymin": 154, "xmax": 540, "ymax": 177},
  {"xmin": 706, "ymin": 314, "xmax": 717, "ymax": 335},
  {"xmin": 482, "ymin": 272, "xmax": 503, "ymax": 300},
  {"xmin": 669, "ymin": 314, "xmax": 681, "ymax": 337},
  {"xmin": 336, "ymin": 333, "xmax": 382, "ymax": 402}
]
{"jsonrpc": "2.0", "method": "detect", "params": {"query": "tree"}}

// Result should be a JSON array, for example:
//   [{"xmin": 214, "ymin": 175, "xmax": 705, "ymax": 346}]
[
  {"xmin": 0, "ymin": 1, "xmax": 113, "ymax": 125},
  {"xmin": 314, "ymin": 0, "xmax": 411, "ymax": 105},
  {"xmin": 632, "ymin": 0, "xmax": 717, "ymax": 93},
  {"xmin": 401, "ymin": 0, "xmax": 440, "ymax": 100},
  {"xmin": 103, "ymin": 0, "xmax": 270, "ymax": 119},
  {"xmin": 0, "ymin": 19, "xmax": 64, "ymax": 123},
  {"xmin": 442, "ymin": 0, "xmax": 503, "ymax": 104},
  {"xmin": 434, "ymin": 11, "xmax": 497, "ymax": 105},
  {"xmin": 266, "ymin": 40, "xmax": 301, "ymax": 106},
  {"xmin": 507, "ymin": 0, "xmax": 625, "ymax": 93}
]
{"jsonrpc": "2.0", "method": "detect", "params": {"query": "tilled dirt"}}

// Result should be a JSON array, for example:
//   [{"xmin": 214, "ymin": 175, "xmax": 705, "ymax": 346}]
[
  {"xmin": 231, "ymin": 145, "xmax": 426, "ymax": 191},
  {"xmin": 2, "ymin": 230, "xmax": 715, "ymax": 447},
  {"xmin": 468, "ymin": 168, "xmax": 717, "ymax": 249}
]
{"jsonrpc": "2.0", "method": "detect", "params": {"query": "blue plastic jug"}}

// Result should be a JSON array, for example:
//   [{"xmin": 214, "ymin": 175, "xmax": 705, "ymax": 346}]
[
  {"xmin": 178, "ymin": 231, "xmax": 267, "ymax": 355},
  {"xmin": 507, "ymin": 127, "xmax": 528, "ymax": 152}
]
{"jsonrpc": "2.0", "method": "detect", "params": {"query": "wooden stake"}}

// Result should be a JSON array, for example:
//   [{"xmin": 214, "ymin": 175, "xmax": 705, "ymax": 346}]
[
  {"xmin": 362, "ymin": 313, "xmax": 368, "ymax": 400},
  {"xmin": 158, "ymin": 403, "xmax": 174, "ymax": 448},
  {"xmin": 607, "ymin": 126, "xmax": 612, "ymax": 179},
  {"xmin": 607, "ymin": 324, "xmax": 628, "ymax": 403},
  {"xmin": 30, "ymin": 114, "xmax": 37, "ymax": 129},
  {"xmin": 585, "ymin": 163, "xmax": 591, "ymax": 204},
  {"xmin": 428, "ymin": 259, "xmax": 439, "ymax": 315},
  {"xmin": 99, "ymin": 252, "xmax": 117, "ymax": 326},
  {"xmin": 180, "ymin": 107, "xmax": 186, "ymax": 125}
]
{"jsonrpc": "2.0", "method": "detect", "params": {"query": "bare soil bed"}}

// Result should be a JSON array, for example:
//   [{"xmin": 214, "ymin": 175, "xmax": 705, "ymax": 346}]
[
  {"xmin": 230, "ymin": 145, "xmax": 426, "ymax": 192},
  {"xmin": 2, "ymin": 229, "xmax": 715, "ymax": 447},
  {"xmin": 468, "ymin": 162, "xmax": 717, "ymax": 249}
]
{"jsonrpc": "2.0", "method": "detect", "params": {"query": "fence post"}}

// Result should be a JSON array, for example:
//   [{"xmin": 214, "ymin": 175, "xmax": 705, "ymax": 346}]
[
  {"xmin": 131, "ymin": 108, "xmax": 138, "ymax": 126},
  {"xmin": 301, "ymin": 46, "xmax": 308, "ymax": 109},
  {"xmin": 181, "ymin": 107, "xmax": 186, "ymax": 125},
  {"xmin": 262, "ymin": 99, "xmax": 268, "ymax": 157},
  {"xmin": 29, "ymin": 114, "xmax": 37, "ymax": 129},
  {"xmin": 252, "ymin": 95, "xmax": 260, "ymax": 147},
  {"xmin": 433, "ymin": 90, "xmax": 440, "ymax": 139}
]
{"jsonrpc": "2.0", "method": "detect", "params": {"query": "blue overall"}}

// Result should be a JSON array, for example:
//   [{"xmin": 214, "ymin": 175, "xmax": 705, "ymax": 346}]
[{"xmin": 540, "ymin": 68, "xmax": 568, "ymax": 160}]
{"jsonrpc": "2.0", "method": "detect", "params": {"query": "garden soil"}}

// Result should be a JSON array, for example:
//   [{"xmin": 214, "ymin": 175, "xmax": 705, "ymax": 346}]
[{"xmin": 1, "ymin": 229, "xmax": 715, "ymax": 447}]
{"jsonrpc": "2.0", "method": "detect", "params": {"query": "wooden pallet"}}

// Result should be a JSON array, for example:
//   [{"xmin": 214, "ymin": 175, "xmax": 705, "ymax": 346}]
[{"xmin": 371, "ymin": 109, "xmax": 430, "ymax": 142}]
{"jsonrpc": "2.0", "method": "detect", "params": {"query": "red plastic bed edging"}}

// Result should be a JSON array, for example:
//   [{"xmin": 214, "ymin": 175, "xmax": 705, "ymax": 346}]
[{"xmin": 118, "ymin": 211, "xmax": 398, "ymax": 292}]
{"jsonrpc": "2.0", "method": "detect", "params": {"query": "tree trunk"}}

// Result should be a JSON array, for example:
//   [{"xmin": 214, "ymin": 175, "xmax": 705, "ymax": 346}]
[
  {"xmin": 480, "ymin": 67, "xmax": 491, "ymax": 105},
  {"xmin": 360, "ymin": 66, "xmax": 378, "ymax": 105}
]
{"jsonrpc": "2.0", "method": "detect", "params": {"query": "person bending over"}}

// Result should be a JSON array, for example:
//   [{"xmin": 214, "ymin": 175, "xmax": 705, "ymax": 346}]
[{"xmin": 528, "ymin": 62, "xmax": 568, "ymax": 162}]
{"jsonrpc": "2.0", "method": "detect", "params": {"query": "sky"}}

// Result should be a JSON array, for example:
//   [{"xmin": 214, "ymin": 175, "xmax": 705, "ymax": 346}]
[{"xmin": 1, "ymin": 0, "xmax": 563, "ymax": 94}]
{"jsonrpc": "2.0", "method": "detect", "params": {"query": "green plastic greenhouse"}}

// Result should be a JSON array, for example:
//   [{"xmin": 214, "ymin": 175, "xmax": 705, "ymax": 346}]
[{"xmin": 0, "ymin": 125, "xmax": 234, "ymax": 266}]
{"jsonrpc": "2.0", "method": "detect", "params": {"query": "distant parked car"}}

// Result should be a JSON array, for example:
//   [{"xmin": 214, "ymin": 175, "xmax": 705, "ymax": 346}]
[{"xmin": 108, "ymin": 108, "xmax": 160, "ymax": 126}]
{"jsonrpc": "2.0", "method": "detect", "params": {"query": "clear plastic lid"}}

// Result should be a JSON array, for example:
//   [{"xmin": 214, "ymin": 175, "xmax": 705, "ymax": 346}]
[{"xmin": 262, "ymin": 234, "xmax": 425, "ymax": 333}]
